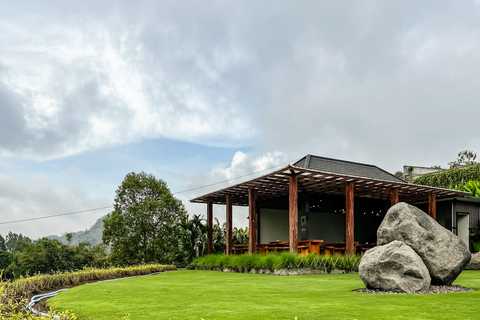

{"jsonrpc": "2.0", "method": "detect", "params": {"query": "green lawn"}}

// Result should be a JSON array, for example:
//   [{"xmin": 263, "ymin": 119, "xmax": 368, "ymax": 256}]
[{"xmin": 49, "ymin": 270, "xmax": 480, "ymax": 320}]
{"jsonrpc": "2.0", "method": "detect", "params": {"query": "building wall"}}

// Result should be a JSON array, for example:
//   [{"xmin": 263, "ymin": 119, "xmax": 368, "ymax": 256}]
[
  {"xmin": 259, "ymin": 208, "xmax": 289, "ymax": 243},
  {"xmin": 307, "ymin": 211, "xmax": 345, "ymax": 242},
  {"xmin": 403, "ymin": 165, "xmax": 443, "ymax": 182}
]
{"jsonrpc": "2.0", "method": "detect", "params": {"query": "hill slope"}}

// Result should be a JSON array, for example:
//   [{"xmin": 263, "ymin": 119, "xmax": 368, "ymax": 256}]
[{"xmin": 48, "ymin": 216, "xmax": 105, "ymax": 245}]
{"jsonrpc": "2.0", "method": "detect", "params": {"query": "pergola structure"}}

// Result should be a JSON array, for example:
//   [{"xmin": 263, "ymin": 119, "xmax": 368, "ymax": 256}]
[{"xmin": 190, "ymin": 164, "xmax": 469, "ymax": 255}]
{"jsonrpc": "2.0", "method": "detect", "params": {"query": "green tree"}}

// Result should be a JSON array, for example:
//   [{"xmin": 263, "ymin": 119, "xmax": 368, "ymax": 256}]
[
  {"xmin": 102, "ymin": 172, "xmax": 186, "ymax": 266},
  {"xmin": 0, "ymin": 235, "xmax": 5, "ymax": 251},
  {"xmin": 0, "ymin": 250, "xmax": 13, "ymax": 271},
  {"xmin": 449, "ymin": 150, "xmax": 477, "ymax": 168},
  {"xmin": 66, "ymin": 232, "xmax": 73, "ymax": 245},
  {"xmin": 5, "ymin": 232, "xmax": 31, "ymax": 252}
]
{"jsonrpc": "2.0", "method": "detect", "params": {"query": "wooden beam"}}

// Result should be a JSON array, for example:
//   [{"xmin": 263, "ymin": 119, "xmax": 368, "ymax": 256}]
[
  {"xmin": 226, "ymin": 194, "xmax": 233, "ymax": 256},
  {"xmin": 289, "ymin": 175, "xmax": 298, "ymax": 253},
  {"xmin": 429, "ymin": 194, "xmax": 437, "ymax": 220},
  {"xmin": 248, "ymin": 188, "xmax": 257, "ymax": 254},
  {"xmin": 390, "ymin": 188, "xmax": 399, "ymax": 207},
  {"xmin": 345, "ymin": 183, "xmax": 355, "ymax": 255},
  {"xmin": 207, "ymin": 200, "xmax": 214, "ymax": 254}
]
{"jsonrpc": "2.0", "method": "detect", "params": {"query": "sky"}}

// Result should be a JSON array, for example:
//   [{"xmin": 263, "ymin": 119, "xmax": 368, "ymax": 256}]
[{"xmin": 1, "ymin": 0, "xmax": 480, "ymax": 239}]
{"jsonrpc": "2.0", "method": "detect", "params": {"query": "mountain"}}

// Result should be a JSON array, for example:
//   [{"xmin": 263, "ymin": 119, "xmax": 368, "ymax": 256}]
[{"xmin": 48, "ymin": 215, "xmax": 106, "ymax": 245}]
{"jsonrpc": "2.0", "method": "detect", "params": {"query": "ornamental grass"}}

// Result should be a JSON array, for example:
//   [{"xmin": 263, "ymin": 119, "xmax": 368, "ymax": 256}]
[{"xmin": 189, "ymin": 252, "xmax": 361, "ymax": 273}]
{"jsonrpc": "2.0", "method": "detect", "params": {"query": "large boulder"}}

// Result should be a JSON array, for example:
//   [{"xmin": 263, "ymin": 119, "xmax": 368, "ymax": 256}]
[
  {"xmin": 359, "ymin": 240, "xmax": 431, "ymax": 293},
  {"xmin": 466, "ymin": 252, "xmax": 480, "ymax": 270},
  {"xmin": 377, "ymin": 202, "xmax": 471, "ymax": 285}
]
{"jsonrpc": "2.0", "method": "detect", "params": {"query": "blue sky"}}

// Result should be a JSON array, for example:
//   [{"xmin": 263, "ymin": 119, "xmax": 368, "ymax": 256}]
[{"xmin": 1, "ymin": 0, "xmax": 480, "ymax": 238}]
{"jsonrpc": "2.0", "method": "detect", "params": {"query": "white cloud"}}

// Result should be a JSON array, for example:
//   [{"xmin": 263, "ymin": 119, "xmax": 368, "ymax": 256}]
[
  {"xmin": 0, "ymin": 172, "xmax": 112, "ymax": 239},
  {"xmin": 182, "ymin": 151, "xmax": 287, "ymax": 228}
]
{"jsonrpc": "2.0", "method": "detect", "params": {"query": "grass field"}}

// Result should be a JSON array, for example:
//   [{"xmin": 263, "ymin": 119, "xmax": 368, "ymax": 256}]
[{"xmin": 49, "ymin": 270, "xmax": 480, "ymax": 320}]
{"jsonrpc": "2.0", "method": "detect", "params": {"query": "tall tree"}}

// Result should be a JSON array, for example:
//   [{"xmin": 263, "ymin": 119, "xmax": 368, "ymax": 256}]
[
  {"xmin": 5, "ymin": 232, "xmax": 31, "ymax": 252},
  {"xmin": 449, "ymin": 150, "xmax": 477, "ymax": 168},
  {"xmin": 103, "ymin": 172, "xmax": 186, "ymax": 266},
  {"xmin": 0, "ymin": 234, "xmax": 6, "ymax": 251}
]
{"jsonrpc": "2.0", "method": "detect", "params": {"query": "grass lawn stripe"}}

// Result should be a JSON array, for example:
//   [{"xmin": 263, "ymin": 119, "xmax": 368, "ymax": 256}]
[{"xmin": 49, "ymin": 270, "xmax": 480, "ymax": 320}]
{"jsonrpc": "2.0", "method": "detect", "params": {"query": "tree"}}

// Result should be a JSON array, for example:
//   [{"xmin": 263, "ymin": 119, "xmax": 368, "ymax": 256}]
[
  {"xmin": 5, "ymin": 232, "xmax": 31, "ymax": 252},
  {"xmin": 66, "ymin": 233, "xmax": 73, "ymax": 245},
  {"xmin": 102, "ymin": 172, "xmax": 186, "ymax": 266},
  {"xmin": 0, "ymin": 235, "xmax": 5, "ymax": 251},
  {"xmin": 449, "ymin": 150, "xmax": 477, "ymax": 168}
]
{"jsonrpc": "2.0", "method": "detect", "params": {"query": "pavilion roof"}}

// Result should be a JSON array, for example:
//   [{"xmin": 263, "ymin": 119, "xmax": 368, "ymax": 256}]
[{"xmin": 190, "ymin": 165, "xmax": 469, "ymax": 206}]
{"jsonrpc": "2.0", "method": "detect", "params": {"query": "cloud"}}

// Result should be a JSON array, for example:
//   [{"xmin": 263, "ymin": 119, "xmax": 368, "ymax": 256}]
[
  {"xmin": 0, "ymin": 2, "xmax": 258, "ymax": 160},
  {"xmin": 0, "ymin": 172, "xmax": 112, "ymax": 239},
  {"xmin": 182, "ymin": 151, "xmax": 287, "ymax": 228},
  {"xmin": 2, "ymin": 0, "xmax": 480, "ymax": 169}
]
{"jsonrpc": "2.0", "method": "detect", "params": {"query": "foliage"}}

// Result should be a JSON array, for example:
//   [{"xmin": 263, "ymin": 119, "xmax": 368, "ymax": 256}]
[
  {"xmin": 103, "ymin": 172, "xmax": 187, "ymax": 266},
  {"xmin": 4, "ymin": 233, "xmax": 31, "ymax": 253},
  {"xmin": 189, "ymin": 252, "xmax": 361, "ymax": 273},
  {"xmin": 178, "ymin": 214, "xmax": 250, "ymax": 266},
  {"xmin": 0, "ymin": 252, "xmax": 12, "ymax": 272},
  {"xmin": 232, "ymin": 227, "xmax": 249, "ymax": 245},
  {"xmin": 0, "ymin": 237, "xmax": 5, "ymax": 252},
  {"xmin": 460, "ymin": 180, "xmax": 480, "ymax": 197},
  {"xmin": 448, "ymin": 150, "xmax": 477, "ymax": 168},
  {"xmin": 4, "ymin": 239, "xmax": 109, "ymax": 279},
  {"xmin": 394, "ymin": 171, "xmax": 403, "ymax": 178},
  {"xmin": 178, "ymin": 214, "xmax": 207, "ymax": 265},
  {"xmin": 412, "ymin": 164, "xmax": 480, "ymax": 190},
  {"xmin": 0, "ymin": 284, "xmax": 77, "ymax": 320},
  {"xmin": 49, "ymin": 270, "xmax": 480, "ymax": 320}
]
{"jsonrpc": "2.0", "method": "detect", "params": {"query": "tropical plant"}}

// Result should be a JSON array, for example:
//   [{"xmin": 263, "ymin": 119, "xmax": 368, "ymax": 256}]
[
  {"xmin": 233, "ymin": 227, "xmax": 249, "ymax": 245},
  {"xmin": 460, "ymin": 180, "xmax": 480, "ymax": 197},
  {"xmin": 178, "ymin": 214, "xmax": 207, "ymax": 264}
]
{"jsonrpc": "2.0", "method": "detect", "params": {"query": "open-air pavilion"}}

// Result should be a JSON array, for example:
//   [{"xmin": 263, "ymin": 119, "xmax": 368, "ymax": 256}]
[{"xmin": 190, "ymin": 155, "xmax": 469, "ymax": 255}]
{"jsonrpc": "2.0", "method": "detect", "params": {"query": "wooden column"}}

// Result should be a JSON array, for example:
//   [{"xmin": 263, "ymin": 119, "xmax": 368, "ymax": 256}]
[
  {"xmin": 225, "ymin": 194, "xmax": 233, "ymax": 255},
  {"xmin": 345, "ymin": 183, "xmax": 355, "ymax": 255},
  {"xmin": 289, "ymin": 174, "xmax": 298, "ymax": 253},
  {"xmin": 207, "ymin": 200, "xmax": 214, "ymax": 254},
  {"xmin": 248, "ymin": 189, "xmax": 257, "ymax": 254},
  {"xmin": 429, "ymin": 194, "xmax": 437, "ymax": 220},
  {"xmin": 390, "ymin": 188, "xmax": 399, "ymax": 207}
]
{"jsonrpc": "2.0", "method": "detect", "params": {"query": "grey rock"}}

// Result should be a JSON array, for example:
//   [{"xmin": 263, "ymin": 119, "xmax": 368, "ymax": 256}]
[
  {"xmin": 377, "ymin": 202, "xmax": 471, "ymax": 285},
  {"xmin": 359, "ymin": 240, "xmax": 431, "ymax": 293},
  {"xmin": 466, "ymin": 252, "xmax": 480, "ymax": 270}
]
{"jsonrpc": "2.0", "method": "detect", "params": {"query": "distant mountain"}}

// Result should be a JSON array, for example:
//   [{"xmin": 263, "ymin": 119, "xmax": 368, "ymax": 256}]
[{"xmin": 48, "ymin": 215, "xmax": 106, "ymax": 246}]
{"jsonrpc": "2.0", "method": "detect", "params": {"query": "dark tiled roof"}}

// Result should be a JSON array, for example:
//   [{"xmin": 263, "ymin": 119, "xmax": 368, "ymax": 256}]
[{"xmin": 293, "ymin": 154, "xmax": 404, "ymax": 183}]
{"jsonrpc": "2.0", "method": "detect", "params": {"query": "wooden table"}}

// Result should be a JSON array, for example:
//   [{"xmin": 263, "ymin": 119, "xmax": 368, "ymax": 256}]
[
  {"xmin": 233, "ymin": 244, "xmax": 249, "ymax": 255},
  {"xmin": 298, "ymin": 239, "xmax": 324, "ymax": 255},
  {"xmin": 322, "ymin": 242, "xmax": 359, "ymax": 255}
]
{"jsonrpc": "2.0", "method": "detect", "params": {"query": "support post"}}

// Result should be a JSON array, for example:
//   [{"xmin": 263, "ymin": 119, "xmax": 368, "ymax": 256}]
[
  {"xmin": 429, "ymin": 194, "xmax": 437, "ymax": 220},
  {"xmin": 248, "ymin": 189, "xmax": 257, "ymax": 254},
  {"xmin": 289, "ymin": 174, "xmax": 298, "ymax": 253},
  {"xmin": 390, "ymin": 188, "xmax": 399, "ymax": 207},
  {"xmin": 207, "ymin": 200, "xmax": 213, "ymax": 254},
  {"xmin": 226, "ymin": 194, "xmax": 233, "ymax": 255},
  {"xmin": 345, "ymin": 183, "xmax": 355, "ymax": 255}
]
